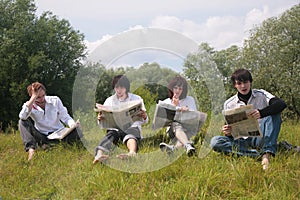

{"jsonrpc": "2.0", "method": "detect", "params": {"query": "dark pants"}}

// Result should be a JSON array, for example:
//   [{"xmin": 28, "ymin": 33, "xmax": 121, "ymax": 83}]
[
  {"xmin": 19, "ymin": 119, "xmax": 82, "ymax": 151},
  {"xmin": 95, "ymin": 127, "xmax": 141, "ymax": 154}
]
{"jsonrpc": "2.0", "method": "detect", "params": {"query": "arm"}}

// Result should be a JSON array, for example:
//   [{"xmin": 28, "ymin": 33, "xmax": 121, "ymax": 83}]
[
  {"xmin": 258, "ymin": 97, "xmax": 287, "ymax": 118},
  {"xmin": 248, "ymin": 97, "xmax": 287, "ymax": 119},
  {"xmin": 19, "ymin": 86, "xmax": 41, "ymax": 119},
  {"xmin": 57, "ymin": 97, "xmax": 76, "ymax": 127},
  {"xmin": 176, "ymin": 96, "xmax": 197, "ymax": 111},
  {"xmin": 222, "ymin": 124, "xmax": 232, "ymax": 136}
]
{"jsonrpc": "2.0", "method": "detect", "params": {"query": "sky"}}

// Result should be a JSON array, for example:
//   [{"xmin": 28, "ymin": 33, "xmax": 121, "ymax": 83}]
[{"xmin": 35, "ymin": 0, "xmax": 299, "ymax": 69}]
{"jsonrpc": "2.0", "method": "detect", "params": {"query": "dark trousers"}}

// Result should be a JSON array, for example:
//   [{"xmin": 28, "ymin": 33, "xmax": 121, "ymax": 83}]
[
  {"xmin": 95, "ymin": 127, "xmax": 141, "ymax": 154},
  {"xmin": 19, "ymin": 119, "xmax": 82, "ymax": 151}
]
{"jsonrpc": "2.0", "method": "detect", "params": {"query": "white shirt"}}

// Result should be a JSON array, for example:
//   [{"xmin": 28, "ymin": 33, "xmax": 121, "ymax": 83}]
[
  {"xmin": 224, "ymin": 89, "xmax": 275, "ymax": 124},
  {"xmin": 103, "ymin": 93, "xmax": 148, "ymax": 132},
  {"xmin": 224, "ymin": 89, "xmax": 274, "ymax": 110},
  {"xmin": 162, "ymin": 96, "xmax": 197, "ymax": 111},
  {"xmin": 19, "ymin": 96, "xmax": 76, "ymax": 135}
]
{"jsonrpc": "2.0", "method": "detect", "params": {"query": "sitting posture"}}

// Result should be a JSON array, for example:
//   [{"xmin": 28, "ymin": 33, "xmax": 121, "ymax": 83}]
[
  {"xmin": 19, "ymin": 82, "xmax": 82, "ymax": 161},
  {"xmin": 159, "ymin": 75, "xmax": 198, "ymax": 156},
  {"xmin": 93, "ymin": 75, "xmax": 148, "ymax": 164},
  {"xmin": 210, "ymin": 69, "xmax": 287, "ymax": 170}
]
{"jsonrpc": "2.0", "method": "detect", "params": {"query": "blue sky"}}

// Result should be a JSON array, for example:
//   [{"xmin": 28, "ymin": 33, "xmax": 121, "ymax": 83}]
[{"xmin": 35, "ymin": 0, "xmax": 299, "ymax": 69}]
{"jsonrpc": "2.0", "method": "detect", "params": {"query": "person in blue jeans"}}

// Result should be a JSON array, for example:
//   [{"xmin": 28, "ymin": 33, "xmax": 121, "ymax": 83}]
[{"xmin": 210, "ymin": 68, "xmax": 286, "ymax": 170}]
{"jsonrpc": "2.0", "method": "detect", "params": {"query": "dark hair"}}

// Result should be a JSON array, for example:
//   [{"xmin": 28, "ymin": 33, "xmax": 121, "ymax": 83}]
[
  {"xmin": 231, "ymin": 68, "xmax": 253, "ymax": 86},
  {"xmin": 167, "ymin": 75, "xmax": 188, "ymax": 99},
  {"xmin": 112, "ymin": 75, "xmax": 130, "ymax": 93},
  {"xmin": 27, "ymin": 82, "xmax": 46, "ymax": 96}
]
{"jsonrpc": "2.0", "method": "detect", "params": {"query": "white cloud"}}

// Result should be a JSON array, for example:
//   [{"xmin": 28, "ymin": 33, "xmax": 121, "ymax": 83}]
[
  {"xmin": 149, "ymin": 15, "xmax": 244, "ymax": 50},
  {"xmin": 64, "ymin": 1, "xmax": 299, "ymax": 54}
]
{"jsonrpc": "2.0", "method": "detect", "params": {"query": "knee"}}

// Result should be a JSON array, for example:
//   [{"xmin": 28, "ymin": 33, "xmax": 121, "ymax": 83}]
[
  {"xmin": 263, "ymin": 114, "xmax": 281, "ymax": 124},
  {"xmin": 18, "ymin": 119, "xmax": 30, "ymax": 129},
  {"xmin": 210, "ymin": 136, "xmax": 222, "ymax": 149}
]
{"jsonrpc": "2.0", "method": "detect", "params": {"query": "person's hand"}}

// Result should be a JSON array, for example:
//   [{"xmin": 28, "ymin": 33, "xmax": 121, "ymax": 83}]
[
  {"xmin": 180, "ymin": 106, "xmax": 189, "ymax": 111},
  {"xmin": 172, "ymin": 95, "xmax": 179, "ymax": 106},
  {"xmin": 95, "ymin": 103, "xmax": 105, "ymax": 121},
  {"xmin": 97, "ymin": 111, "xmax": 104, "ymax": 121},
  {"xmin": 138, "ymin": 110, "xmax": 147, "ymax": 120},
  {"xmin": 248, "ymin": 109, "xmax": 261, "ymax": 119},
  {"xmin": 71, "ymin": 120, "xmax": 80, "ymax": 129},
  {"xmin": 31, "ymin": 84, "xmax": 42, "ymax": 99},
  {"xmin": 222, "ymin": 124, "xmax": 232, "ymax": 136}
]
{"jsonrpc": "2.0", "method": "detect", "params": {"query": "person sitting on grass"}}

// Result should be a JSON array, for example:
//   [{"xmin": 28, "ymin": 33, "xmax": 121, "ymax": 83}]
[
  {"xmin": 19, "ymin": 82, "xmax": 83, "ymax": 161},
  {"xmin": 210, "ymin": 68, "xmax": 287, "ymax": 170},
  {"xmin": 93, "ymin": 75, "xmax": 148, "ymax": 164},
  {"xmin": 159, "ymin": 75, "xmax": 198, "ymax": 157}
]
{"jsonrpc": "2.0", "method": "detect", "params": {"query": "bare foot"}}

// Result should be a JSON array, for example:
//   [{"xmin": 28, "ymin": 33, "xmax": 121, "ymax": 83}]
[
  {"xmin": 93, "ymin": 154, "xmax": 109, "ymax": 164},
  {"xmin": 262, "ymin": 153, "xmax": 270, "ymax": 170},
  {"xmin": 28, "ymin": 148, "xmax": 35, "ymax": 161},
  {"xmin": 117, "ymin": 152, "xmax": 136, "ymax": 160}
]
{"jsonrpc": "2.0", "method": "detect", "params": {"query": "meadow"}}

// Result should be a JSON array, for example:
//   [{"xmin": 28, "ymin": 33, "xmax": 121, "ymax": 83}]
[{"xmin": 0, "ymin": 120, "xmax": 299, "ymax": 200}]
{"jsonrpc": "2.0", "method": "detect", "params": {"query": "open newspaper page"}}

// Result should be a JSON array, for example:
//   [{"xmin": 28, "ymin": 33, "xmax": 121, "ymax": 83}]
[
  {"xmin": 222, "ymin": 104, "xmax": 262, "ymax": 139},
  {"xmin": 47, "ymin": 120, "xmax": 79, "ymax": 140},
  {"xmin": 94, "ymin": 100, "xmax": 143, "ymax": 130},
  {"xmin": 152, "ymin": 100, "xmax": 207, "ymax": 134}
]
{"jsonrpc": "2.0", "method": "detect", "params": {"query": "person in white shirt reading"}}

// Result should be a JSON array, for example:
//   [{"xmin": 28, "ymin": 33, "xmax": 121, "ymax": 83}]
[
  {"xmin": 159, "ymin": 75, "xmax": 198, "ymax": 156},
  {"xmin": 93, "ymin": 75, "xmax": 148, "ymax": 164},
  {"xmin": 19, "ymin": 82, "xmax": 82, "ymax": 161},
  {"xmin": 210, "ymin": 69, "xmax": 287, "ymax": 170}
]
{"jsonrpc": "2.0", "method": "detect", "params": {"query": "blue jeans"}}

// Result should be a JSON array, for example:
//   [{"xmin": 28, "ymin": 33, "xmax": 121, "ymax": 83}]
[{"xmin": 210, "ymin": 114, "xmax": 282, "ymax": 157}]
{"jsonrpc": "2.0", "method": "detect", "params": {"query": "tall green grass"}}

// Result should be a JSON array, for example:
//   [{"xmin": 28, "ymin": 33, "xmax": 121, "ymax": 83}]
[{"xmin": 0, "ymin": 121, "xmax": 299, "ymax": 199}]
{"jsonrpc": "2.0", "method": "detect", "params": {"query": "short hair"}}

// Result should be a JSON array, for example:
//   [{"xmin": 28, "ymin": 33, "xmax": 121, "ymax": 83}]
[
  {"xmin": 167, "ymin": 75, "xmax": 188, "ymax": 99},
  {"xmin": 27, "ymin": 82, "xmax": 46, "ymax": 96},
  {"xmin": 231, "ymin": 68, "xmax": 253, "ymax": 86},
  {"xmin": 112, "ymin": 75, "xmax": 130, "ymax": 93}
]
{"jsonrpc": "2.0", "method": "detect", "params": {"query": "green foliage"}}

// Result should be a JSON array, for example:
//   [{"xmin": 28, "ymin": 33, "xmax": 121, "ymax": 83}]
[
  {"xmin": 0, "ymin": 0, "xmax": 86, "ymax": 130},
  {"xmin": 184, "ymin": 45, "xmax": 226, "ymax": 113},
  {"xmin": 242, "ymin": 4, "xmax": 300, "ymax": 119}
]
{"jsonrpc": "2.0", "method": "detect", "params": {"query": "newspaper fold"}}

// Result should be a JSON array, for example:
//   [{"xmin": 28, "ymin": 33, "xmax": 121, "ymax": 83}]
[
  {"xmin": 222, "ymin": 104, "xmax": 262, "ymax": 139},
  {"xmin": 152, "ymin": 100, "xmax": 207, "ymax": 134},
  {"xmin": 47, "ymin": 120, "xmax": 79, "ymax": 140},
  {"xmin": 94, "ymin": 100, "xmax": 143, "ymax": 130}
]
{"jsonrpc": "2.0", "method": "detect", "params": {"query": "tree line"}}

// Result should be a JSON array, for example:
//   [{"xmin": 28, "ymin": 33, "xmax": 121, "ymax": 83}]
[{"xmin": 0, "ymin": 0, "xmax": 299, "ymax": 131}]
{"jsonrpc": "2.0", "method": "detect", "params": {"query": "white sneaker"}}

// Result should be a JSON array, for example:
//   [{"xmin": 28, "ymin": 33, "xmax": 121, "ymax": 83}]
[
  {"xmin": 159, "ymin": 142, "xmax": 175, "ymax": 153},
  {"xmin": 185, "ymin": 143, "xmax": 196, "ymax": 157}
]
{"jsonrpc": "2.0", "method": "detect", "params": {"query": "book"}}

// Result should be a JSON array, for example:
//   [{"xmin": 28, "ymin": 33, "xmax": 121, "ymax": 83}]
[
  {"xmin": 94, "ymin": 100, "xmax": 144, "ymax": 130},
  {"xmin": 222, "ymin": 104, "xmax": 262, "ymax": 139},
  {"xmin": 152, "ymin": 100, "xmax": 207, "ymax": 133},
  {"xmin": 47, "ymin": 120, "xmax": 79, "ymax": 140}
]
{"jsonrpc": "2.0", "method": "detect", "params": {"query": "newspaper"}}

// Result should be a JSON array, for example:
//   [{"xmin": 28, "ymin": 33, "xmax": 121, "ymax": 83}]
[
  {"xmin": 222, "ymin": 104, "xmax": 262, "ymax": 139},
  {"xmin": 94, "ymin": 100, "xmax": 143, "ymax": 130},
  {"xmin": 152, "ymin": 100, "xmax": 207, "ymax": 133},
  {"xmin": 47, "ymin": 120, "xmax": 79, "ymax": 140}
]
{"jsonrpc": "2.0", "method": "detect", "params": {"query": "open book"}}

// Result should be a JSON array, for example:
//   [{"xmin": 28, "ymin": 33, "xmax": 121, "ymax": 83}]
[
  {"xmin": 152, "ymin": 100, "xmax": 207, "ymax": 133},
  {"xmin": 47, "ymin": 120, "xmax": 79, "ymax": 140},
  {"xmin": 222, "ymin": 104, "xmax": 262, "ymax": 139},
  {"xmin": 94, "ymin": 100, "xmax": 143, "ymax": 130}
]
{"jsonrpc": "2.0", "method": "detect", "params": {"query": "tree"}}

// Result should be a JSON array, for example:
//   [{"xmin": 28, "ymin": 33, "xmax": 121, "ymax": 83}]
[
  {"xmin": 184, "ymin": 43, "xmax": 228, "ymax": 113},
  {"xmin": 242, "ymin": 4, "xmax": 300, "ymax": 119},
  {"xmin": 212, "ymin": 45, "xmax": 243, "ymax": 99},
  {"xmin": 0, "ymin": 0, "xmax": 86, "ymax": 130}
]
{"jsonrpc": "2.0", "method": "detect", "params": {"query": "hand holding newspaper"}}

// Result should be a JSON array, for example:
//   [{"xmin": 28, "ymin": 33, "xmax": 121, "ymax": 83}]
[
  {"xmin": 152, "ymin": 100, "xmax": 207, "ymax": 134},
  {"xmin": 222, "ymin": 104, "xmax": 262, "ymax": 139},
  {"xmin": 47, "ymin": 120, "xmax": 80, "ymax": 140},
  {"xmin": 94, "ymin": 100, "xmax": 143, "ymax": 130}
]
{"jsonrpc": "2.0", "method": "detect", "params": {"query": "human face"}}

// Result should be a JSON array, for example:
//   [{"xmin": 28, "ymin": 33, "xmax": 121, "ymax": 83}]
[
  {"xmin": 35, "ymin": 89, "xmax": 46, "ymax": 108},
  {"xmin": 173, "ymin": 85, "xmax": 183, "ymax": 99},
  {"xmin": 114, "ymin": 86, "xmax": 127, "ymax": 100},
  {"xmin": 234, "ymin": 80, "xmax": 251, "ymax": 95}
]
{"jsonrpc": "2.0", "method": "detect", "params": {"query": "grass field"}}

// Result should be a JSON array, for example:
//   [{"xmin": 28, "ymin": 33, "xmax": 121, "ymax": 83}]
[{"xmin": 0, "ymin": 121, "xmax": 299, "ymax": 200}]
